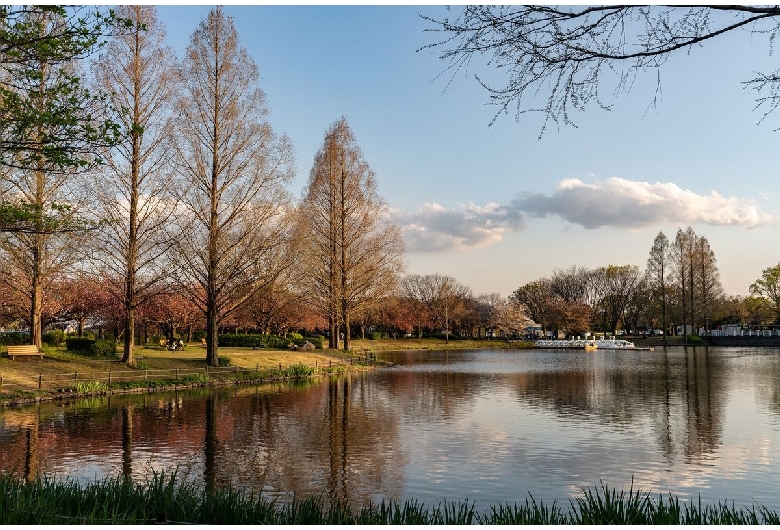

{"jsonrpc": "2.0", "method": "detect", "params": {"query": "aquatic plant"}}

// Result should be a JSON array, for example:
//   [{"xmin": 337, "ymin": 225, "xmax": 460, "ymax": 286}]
[
  {"xmin": 0, "ymin": 473, "xmax": 778, "ymax": 524},
  {"xmin": 283, "ymin": 363, "xmax": 315, "ymax": 378},
  {"xmin": 73, "ymin": 380, "xmax": 108, "ymax": 394}
]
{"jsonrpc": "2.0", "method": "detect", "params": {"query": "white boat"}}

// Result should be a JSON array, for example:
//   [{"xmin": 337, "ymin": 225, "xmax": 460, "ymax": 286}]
[
  {"xmin": 534, "ymin": 338, "xmax": 653, "ymax": 351},
  {"xmin": 596, "ymin": 339, "xmax": 655, "ymax": 351},
  {"xmin": 595, "ymin": 339, "xmax": 636, "ymax": 349},
  {"xmin": 534, "ymin": 339, "xmax": 598, "ymax": 350}
]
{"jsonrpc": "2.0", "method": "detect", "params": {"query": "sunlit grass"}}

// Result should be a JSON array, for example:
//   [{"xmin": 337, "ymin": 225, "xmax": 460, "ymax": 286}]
[{"xmin": 0, "ymin": 343, "xmax": 363, "ymax": 397}]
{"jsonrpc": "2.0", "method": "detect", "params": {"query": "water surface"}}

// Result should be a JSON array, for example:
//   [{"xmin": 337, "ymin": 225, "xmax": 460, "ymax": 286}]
[{"xmin": 2, "ymin": 346, "xmax": 780, "ymax": 510}]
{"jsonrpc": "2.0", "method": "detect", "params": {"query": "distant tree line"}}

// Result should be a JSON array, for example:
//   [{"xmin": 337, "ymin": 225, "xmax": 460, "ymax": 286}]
[{"xmin": 509, "ymin": 225, "xmax": 780, "ymax": 340}]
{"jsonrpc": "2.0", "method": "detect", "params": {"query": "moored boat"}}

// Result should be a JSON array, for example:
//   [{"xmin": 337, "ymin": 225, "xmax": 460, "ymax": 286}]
[
  {"xmin": 534, "ymin": 339, "xmax": 598, "ymax": 350},
  {"xmin": 534, "ymin": 338, "xmax": 654, "ymax": 351}
]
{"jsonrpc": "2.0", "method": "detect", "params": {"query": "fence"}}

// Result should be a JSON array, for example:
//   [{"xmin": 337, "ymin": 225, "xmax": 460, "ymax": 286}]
[
  {"xmin": 706, "ymin": 329, "xmax": 780, "ymax": 337},
  {"xmin": 0, "ymin": 355, "xmax": 374, "ymax": 393}
]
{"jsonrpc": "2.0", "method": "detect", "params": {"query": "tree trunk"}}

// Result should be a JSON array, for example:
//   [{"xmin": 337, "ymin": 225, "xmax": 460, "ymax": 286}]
[
  {"xmin": 206, "ymin": 300, "xmax": 219, "ymax": 366},
  {"xmin": 343, "ymin": 308, "xmax": 350, "ymax": 352},
  {"xmin": 30, "ymin": 272, "xmax": 42, "ymax": 348},
  {"xmin": 124, "ymin": 309, "xmax": 137, "ymax": 357}
]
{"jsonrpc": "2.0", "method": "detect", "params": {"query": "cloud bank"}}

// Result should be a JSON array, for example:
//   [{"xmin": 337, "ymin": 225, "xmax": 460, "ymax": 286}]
[{"xmin": 396, "ymin": 177, "xmax": 772, "ymax": 252}]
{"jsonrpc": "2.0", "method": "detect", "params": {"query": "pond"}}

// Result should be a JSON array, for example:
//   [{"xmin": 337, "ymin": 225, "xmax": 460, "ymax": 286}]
[{"xmin": 2, "ymin": 346, "xmax": 780, "ymax": 511}]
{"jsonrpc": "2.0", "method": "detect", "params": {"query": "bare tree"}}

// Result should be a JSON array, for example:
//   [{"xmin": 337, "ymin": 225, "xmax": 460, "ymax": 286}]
[
  {"xmin": 694, "ymin": 235, "xmax": 722, "ymax": 332},
  {"xmin": 400, "ymin": 274, "xmax": 434, "ymax": 339},
  {"xmin": 646, "ymin": 231, "xmax": 670, "ymax": 342},
  {"xmin": 301, "ymin": 117, "xmax": 404, "ymax": 351},
  {"xmin": 671, "ymin": 227, "xmax": 692, "ymax": 338},
  {"xmin": 401, "ymin": 273, "xmax": 469, "ymax": 343},
  {"xmin": 474, "ymin": 292, "xmax": 504, "ymax": 337},
  {"xmin": 591, "ymin": 264, "xmax": 642, "ymax": 335},
  {"xmin": 422, "ymin": 6, "xmax": 780, "ymax": 130},
  {"xmin": 91, "ymin": 5, "xmax": 178, "ymax": 365},
  {"xmin": 509, "ymin": 278, "xmax": 557, "ymax": 337},
  {"xmin": 173, "ymin": 7, "xmax": 294, "ymax": 366},
  {"xmin": 550, "ymin": 265, "xmax": 592, "ymax": 304}
]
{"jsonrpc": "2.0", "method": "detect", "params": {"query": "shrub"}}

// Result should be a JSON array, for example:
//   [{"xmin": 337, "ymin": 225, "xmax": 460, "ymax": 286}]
[
  {"xmin": 287, "ymin": 332, "xmax": 304, "ymax": 342},
  {"xmin": 368, "ymin": 332, "xmax": 382, "ymax": 340},
  {"xmin": 91, "ymin": 340, "xmax": 117, "ymax": 357},
  {"xmin": 0, "ymin": 332, "xmax": 30, "ymax": 346},
  {"xmin": 67, "ymin": 330, "xmax": 96, "ymax": 340},
  {"xmin": 135, "ymin": 360, "xmax": 149, "ymax": 370},
  {"xmin": 218, "ymin": 334, "xmax": 288, "ymax": 349},
  {"xmin": 218, "ymin": 356, "xmax": 232, "ymax": 367},
  {"xmin": 431, "ymin": 332, "xmax": 460, "ymax": 341},
  {"xmin": 42, "ymin": 329, "xmax": 65, "ymax": 346},
  {"xmin": 66, "ymin": 337, "xmax": 96, "ymax": 352}
]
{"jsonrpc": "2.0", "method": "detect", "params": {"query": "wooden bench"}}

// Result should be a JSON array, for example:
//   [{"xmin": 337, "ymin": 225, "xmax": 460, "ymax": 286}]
[{"xmin": 7, "ymin": 345, "xmax": 44, "ymax": 360}]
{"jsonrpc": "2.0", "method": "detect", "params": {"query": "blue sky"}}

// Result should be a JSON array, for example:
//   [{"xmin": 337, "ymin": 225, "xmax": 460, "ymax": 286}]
[{"xmin": 155, "ymin": 5, "xmax": 780, "ymax": 297}]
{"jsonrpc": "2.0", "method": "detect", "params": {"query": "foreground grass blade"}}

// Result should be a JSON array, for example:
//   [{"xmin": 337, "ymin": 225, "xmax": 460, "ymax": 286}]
[{"xmin": 1, "ymin": 472, "xmax": 778, "ymax": 524}]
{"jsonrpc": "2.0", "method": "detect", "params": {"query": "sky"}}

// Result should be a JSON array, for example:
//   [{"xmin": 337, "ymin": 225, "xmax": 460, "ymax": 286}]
[{"xmin": 154, "ymin": 5, "xmax": 780, "ymax": 298}]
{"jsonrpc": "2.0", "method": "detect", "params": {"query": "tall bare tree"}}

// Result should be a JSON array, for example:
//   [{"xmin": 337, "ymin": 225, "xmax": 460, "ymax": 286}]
[
  {"xmin": 91, "ymin": 5, "xmax": 178, "ymax": 365},
  {"xmin": 671, "ymin": 227, "xmax": 693, "ymax": 338},
  {"xmin": 646, "ymin": 231, "xmax": 670, "ymax": 342},
  {"xmin": 301, "ymin": 118, "xmax": 404, "ymax": 351},
  {"xmin": 694, "ymin": 235, "xmax": 722, "ymax": 332},
  {"xmin": 173, "ymin": 7, "xmax": 293, "ymax": 366}
]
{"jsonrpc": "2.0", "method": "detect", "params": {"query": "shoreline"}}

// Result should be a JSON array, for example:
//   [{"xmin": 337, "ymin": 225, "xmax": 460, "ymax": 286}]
[
  {"xmin": 0, "ymin": 344, "xmax": 375, "ymax": 409},
  {"xmin": 1, "ymin": 335, "xmax": 740, "ymax": 408}
]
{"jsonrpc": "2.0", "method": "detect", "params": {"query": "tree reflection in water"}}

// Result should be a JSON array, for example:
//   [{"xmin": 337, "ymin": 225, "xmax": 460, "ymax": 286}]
[{"xmin": 1, "ymin": 347, "xmax": 780, "ymax": 510}]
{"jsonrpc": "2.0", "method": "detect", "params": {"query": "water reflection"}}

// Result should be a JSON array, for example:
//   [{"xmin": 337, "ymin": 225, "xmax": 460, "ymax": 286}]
[{"xmin": 1, "ymin": 347, "xmax": 780, "ymax": 510}]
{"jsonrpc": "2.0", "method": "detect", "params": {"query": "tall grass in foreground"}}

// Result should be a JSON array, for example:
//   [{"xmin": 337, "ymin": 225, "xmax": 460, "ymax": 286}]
[{"xmin": 1, "ymin": 473, "xmax": 778, "ymax": 524}]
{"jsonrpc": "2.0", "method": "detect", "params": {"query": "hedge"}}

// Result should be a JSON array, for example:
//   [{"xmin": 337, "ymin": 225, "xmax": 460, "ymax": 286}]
[
  {"xmin": 218, "ymin": 334, "xmax": 324, "ymax": 350},
  {"xmin": 65, "ymin": 337, "xmax": 96, "ymax": 352},
  {"xmin": 0, "ymin": 333, "xmax": 30, "ymax": 346}
]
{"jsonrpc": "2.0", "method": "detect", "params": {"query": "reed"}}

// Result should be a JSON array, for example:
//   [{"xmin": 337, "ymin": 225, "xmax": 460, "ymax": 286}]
[{"xmin": 0, "ymin": 472, "xmax": 778, "ymax": 525}]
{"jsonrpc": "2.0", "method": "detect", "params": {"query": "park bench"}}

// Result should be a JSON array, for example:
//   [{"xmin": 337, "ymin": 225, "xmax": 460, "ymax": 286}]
[{"xmin": 6, "ymin": 345, "xmax": 44, "ymax": 360}]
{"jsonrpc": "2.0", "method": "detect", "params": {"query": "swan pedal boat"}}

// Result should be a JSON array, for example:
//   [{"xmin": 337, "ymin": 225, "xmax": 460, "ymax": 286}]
[{"xmin": 534, "ymin": 339, "xmax": 653, "ymax": 351}]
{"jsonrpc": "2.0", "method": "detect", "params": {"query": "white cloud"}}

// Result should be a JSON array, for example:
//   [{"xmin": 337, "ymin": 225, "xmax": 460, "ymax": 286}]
[
  {"xmin": 513, "ymin": 177, "xmax": 773, "ymax": 229},
  {"xmin": 393, "ymin": 201, "xmax": 525, "ymax": 252},
  {"xmin": 395, "ymin": 178, "xmax": 774, "ymax": 253}
]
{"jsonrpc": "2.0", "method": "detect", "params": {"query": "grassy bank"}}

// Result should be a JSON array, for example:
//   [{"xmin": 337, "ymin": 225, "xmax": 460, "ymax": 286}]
[
  {"xmin": 0, "ymin": 343, "xmax": 366, "ymax": 406},
  {"xmin": 0, "ymin": 472, "xmax": 776, "ymax": 524},
  {"xmin": 0, "ymin": 338, "xmax": 528, "ymax": 388}
]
